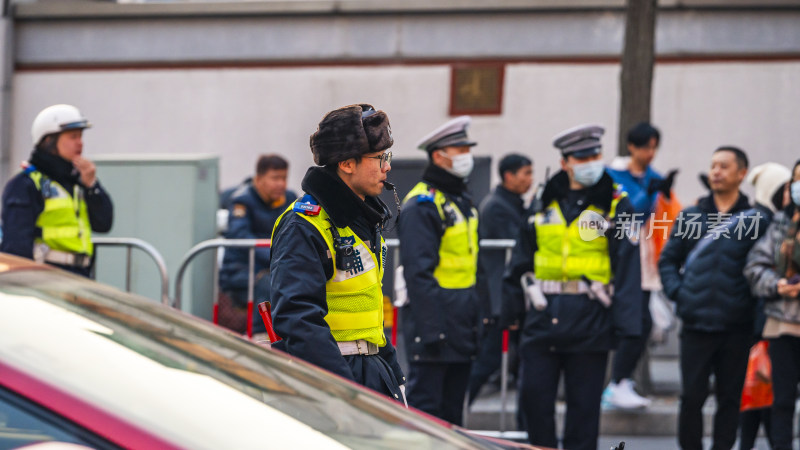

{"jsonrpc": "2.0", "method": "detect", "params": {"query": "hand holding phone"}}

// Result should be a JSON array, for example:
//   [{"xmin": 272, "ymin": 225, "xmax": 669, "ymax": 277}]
[{"xmin": 777, "ymin": 278, "xmax": 800, "ymax": 298}]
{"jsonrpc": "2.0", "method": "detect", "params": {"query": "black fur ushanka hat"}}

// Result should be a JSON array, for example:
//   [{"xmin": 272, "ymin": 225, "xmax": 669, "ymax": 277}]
[{"xmin": 310, "ymin": 104, "xmax": 393, "ymax": 166}]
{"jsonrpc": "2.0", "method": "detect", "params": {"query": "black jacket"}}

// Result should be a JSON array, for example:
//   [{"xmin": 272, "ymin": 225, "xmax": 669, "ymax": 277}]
[
  {"xmin": 269, "ymin": 166, "xmax": 405, "ymax": 399},
  {"xmin": 476, "ymin": 185, "xmax": 526, "ymax": 323},
  {"xmin": 502, "ymin": 171, "xmax": 642, "ymax": 352},
  {"xmin": 1, "ymin": 150, "xmax": 113, "ymax": 267},
  {"xmin": 658, "ymin": 193, "xmax": 764, "ymax": 333},
  {"xmin": 218, "ymin": 183, "xmax": 296, "ymax": 291},
  {"xmin": 398, "ymin": 164, "xmax": 480, "ymax": 363}
]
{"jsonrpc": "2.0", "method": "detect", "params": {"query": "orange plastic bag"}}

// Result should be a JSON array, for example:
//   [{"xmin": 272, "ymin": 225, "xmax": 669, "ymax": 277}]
[
  {"xmin": 740, "ymin": 340, "xmax": 773, "ymax": 411},
  {"xmin": 650, "ymin": 192, "xmax": 682, "ymax": 265}
]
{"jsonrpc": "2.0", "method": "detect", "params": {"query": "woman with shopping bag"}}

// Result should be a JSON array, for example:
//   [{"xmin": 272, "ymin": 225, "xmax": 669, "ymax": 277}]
[{"xmin": 745, "ymin": 159, "xmax": 800, "ymax": 450}]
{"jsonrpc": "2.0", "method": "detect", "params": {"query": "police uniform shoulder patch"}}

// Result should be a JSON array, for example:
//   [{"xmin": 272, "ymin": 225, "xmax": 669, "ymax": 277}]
[
  {"xmin": 613, "ymin": 183, "xmax": 624, "ymax": 199},
  {"xmin": 417, "ymin": 188, "xmax": 436, "ymax": 204},
  {"xmin": 293, "ymin": 194, "xmax": 321, "ymax": 216},
  {"xmin": 232, "ymin": 203, "xmax": 247, "ymax": 218}
]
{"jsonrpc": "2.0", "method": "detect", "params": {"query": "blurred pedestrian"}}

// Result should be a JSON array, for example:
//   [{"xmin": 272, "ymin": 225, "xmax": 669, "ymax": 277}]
[
  {"xmin": 744, "ymin": 159, "xmax": 800, "ymax": 450},
  {"xmin": 218, "ymin": 154, "xmax": 296, "ymax": 337},
  {"xmin": 659, "ymin": 146, "xmax": 765, "ymax": 450},
  {"xmin": 503, "ymin": 124, "xmax": 641, "ymax": 450},
  {"xmin": 220, "ymin": 176, "xmax": 252, "ymax": 211},
  {"xmin": 1, "ymin": 104, "xmax": 113, "ymax": 277},
  {"xmin": 738, "ymin": 162, "xmax": 789, "ymax": 450},
  {"xmin": 398, "ymin": 116, "xmax": 480, "ymax": 425},
  {"xmin": 468, "ymin": 153, "xmax": 532, "ymax": 403},
  {"xmin": 604, "ymin": 122, "xmax": 679, "ymax": 409},
  {"xmin": 269, "ymin": 104, "xmax": 405, "ymax": 402}
]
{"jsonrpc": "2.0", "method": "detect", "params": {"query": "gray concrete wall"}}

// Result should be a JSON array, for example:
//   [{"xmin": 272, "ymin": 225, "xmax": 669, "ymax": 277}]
[
  {"xmin": 10, "ymin": 61, "xmax": 800, "ymax": 208},
  {"xmin": 12, "ymin": 2, "xmax": 800, "ymax": 66},
  {"xmin": 5, "ymin": 0, "xmax": 800, "ymax": 205}
]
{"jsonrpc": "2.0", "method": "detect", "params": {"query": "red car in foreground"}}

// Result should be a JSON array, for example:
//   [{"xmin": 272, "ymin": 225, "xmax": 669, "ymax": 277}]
[{"xmin": 0, "ymin": 254, "xmax": 542, "ymax": 449}]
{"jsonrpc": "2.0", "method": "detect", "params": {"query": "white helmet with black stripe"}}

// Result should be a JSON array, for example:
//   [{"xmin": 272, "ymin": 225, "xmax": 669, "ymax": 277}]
[{"xmin": 31, "ymin": 104, "xmax": 91, "ymax": 145}]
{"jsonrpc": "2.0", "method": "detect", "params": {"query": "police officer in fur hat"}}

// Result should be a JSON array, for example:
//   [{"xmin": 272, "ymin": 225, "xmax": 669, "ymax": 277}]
[
  {"xmin": 502, "ymin": 124, "xmax": 641, "ymax": 450},
  {"xmin": 269, "ymin": 104, "xmax": 406, "ymax": 402}
]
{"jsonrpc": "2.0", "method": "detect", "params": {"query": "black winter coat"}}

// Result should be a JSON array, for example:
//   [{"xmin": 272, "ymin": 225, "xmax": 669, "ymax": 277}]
[
  {"xmin": 398, "ymin": 165, "xmax": 480, "ymax": 363},
  {"xmin": 1, "ymin": 150, "xmax": 113, "ymax": 275},
  {"xmin": 476, "ymin": 185, "xmax": 526, "ymax": 323},
  {"xmin": 218, "ymin": 183, "xmax": 296, "ymax": 291},
  {"xmin": 269, "ymin": 167, "xmax": 405, "ymax": 400},
  {"xmin": 658, "ymin": 193, "xmax": 765, "ymax": 333},
  {"xmin": 502, "ymin": 171, "xmax": 643, "ymax": 352}
]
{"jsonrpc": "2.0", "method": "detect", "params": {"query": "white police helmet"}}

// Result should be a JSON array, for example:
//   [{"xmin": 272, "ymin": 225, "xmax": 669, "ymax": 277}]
[{"xmin": 31, "ymin": 104, "xmax": 91, "ymax": 145}]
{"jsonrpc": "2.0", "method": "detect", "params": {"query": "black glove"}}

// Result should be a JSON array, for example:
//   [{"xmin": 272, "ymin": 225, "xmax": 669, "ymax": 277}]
[{"xmin": 647, "ymin": 169, "xmax": 678, "ymax": 199}]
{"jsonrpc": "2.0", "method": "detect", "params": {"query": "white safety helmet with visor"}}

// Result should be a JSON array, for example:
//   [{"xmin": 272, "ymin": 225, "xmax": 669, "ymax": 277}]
[{"xmin": 31, "ymin": 104, "xmax": 91, "ymax": 146}]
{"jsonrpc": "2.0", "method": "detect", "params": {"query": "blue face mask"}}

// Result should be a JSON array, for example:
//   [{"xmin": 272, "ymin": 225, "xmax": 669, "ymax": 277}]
[
  {"xmin": 572, "ymin": 160, "xmax": 605, "ymax": 187},
  {"xmin": 791, "ymin": 180, "xmax": 800, "ymax": 206}
]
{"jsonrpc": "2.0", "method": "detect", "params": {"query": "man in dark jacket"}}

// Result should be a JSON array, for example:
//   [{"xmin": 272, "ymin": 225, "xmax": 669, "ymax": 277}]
[
  {"xmin": 503, "ymin": 124, "xmax": 641, "ymax": 450},
  {"xmin": 269, "ymin": 104, "xmax": 405, "ymax": 402},
  {"xmin": 218, "ymin": 154, "xmax": 296, "ymax": 337},
  {"xmin": 398, "ymin": 116, "xmax": 480, "ymax": 425},
  {"xmin": 1, "ymin": 104, "xmax": 113, "ymax": 277},
  {"xmin": 468, "ymin": 153, "xmax": 532, "ymax": 403},
  {"xmin": 658, "ymin": 146, "xmax": 765, "ymax": 450}
]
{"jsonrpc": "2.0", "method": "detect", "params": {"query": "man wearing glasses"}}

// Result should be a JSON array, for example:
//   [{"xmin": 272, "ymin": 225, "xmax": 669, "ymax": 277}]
[
  {"xmin": 269, "ymin": 104, "xmax": 406, "ymax": 402},
  {"xmin": 398, "ymin": 116, "xmax": 480, "ymax": 425}
]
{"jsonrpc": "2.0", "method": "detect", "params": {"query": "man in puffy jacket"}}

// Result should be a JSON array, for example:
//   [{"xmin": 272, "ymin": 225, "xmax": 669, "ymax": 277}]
[{"xmin": 659, "ymin": 146, "xmax": 765, "ymax": 450}]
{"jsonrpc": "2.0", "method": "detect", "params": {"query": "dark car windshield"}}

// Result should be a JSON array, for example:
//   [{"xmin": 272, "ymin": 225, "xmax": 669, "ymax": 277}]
[{"xmin": 0, "ymin": 269, "xmax": 500, "ymax": 449}]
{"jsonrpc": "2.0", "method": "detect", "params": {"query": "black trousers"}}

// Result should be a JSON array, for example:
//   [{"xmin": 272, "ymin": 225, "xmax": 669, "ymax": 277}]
[
  {"xmin": 406, "ymin": 362, "xmax": 472, "ymax": 426},
  {"xmin": 612, "ymin": 289, "xmax": 653, "ymax": 382},
  {"xmin": 678, "ymin": 330, "xmax": 751, "ymax": 450},
  {"xmin": 518, "ymin": 345, "xmax": 608, "ymax": 450},
  {"xmin": 467, "ymin": 324, "xmax": 519, "ymax": 404},
  {"xmin": 739, "ymin": 408, "xmax": 772, "ymax": 450},
  {"xmin": 768, "ymin": 335, "xmax": 800, "ymax": 450}
]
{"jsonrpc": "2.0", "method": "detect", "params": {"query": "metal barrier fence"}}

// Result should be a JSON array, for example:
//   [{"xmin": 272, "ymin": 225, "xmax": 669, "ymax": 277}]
[
  {"xmin": 173, "ymin": 238, "xmax": 271, "ymax": 338},
  {"xmin": 92, "ymin": 237, "xmax": 170, "ymax": 305},
  {"xmin": 385, "ymin": 238, "xmax": 517, "ymax": 433},
  {"xmin": 172, "ymin": 236, "xmax": 517, "ymax": 432}
]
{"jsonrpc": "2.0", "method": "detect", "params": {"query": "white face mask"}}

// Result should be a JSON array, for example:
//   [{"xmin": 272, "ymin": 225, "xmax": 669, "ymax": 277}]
[
  {"xmin": 440, "ymin": 151, "xmax": 474, "ymax": 178},
  {"xmin": 791, "ymin": 180, "xmax": 800, "ymax": 206},
  {"xmin": 572, "ymin": 160, "xmax": 605, "ymax": 187}
]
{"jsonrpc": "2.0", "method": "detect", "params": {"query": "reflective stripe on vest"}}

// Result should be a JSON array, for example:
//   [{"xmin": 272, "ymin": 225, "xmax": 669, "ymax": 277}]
[
  {"xmin": 533, "ymin": 193, "xmax": 625, "ymax": 284},
  {"xmin": 29, "ymin": 171, "xmax": 93, "ymax": 256},
  {"xmin": 403, "ymin": 182, "xmax": 478, "ymax": 289},
  {"xmin": 272, "ymin": 202, "xmax": 386, "ymax": 346}
]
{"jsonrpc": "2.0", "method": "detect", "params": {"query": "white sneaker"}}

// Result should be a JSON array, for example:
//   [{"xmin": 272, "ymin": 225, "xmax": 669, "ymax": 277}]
[{"xmin": 602, "ymin": 379, "xmax": 651, "ymax": 410}]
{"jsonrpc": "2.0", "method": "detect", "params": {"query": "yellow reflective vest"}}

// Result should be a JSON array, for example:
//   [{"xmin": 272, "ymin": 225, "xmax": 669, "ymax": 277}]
[
  {"xmin": 273, "ymin": 199, "xmax": 387, "ymax": 346},
  {"xmin": 29, "ymin": 170, "xmax": 93, "ymax": 256},
  {"xmin": 533, "ymin": 193, "xmax": 626, "ymax": 284},
  {"xmin": 403, "ymin": 182, "xmax": 479, "ymax": 289}
]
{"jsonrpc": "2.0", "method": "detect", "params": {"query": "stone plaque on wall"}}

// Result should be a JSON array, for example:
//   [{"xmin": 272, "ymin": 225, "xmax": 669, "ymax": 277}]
[{"xmin": 449, "ymin": 63, "xmax": 504, "ymax": 116}]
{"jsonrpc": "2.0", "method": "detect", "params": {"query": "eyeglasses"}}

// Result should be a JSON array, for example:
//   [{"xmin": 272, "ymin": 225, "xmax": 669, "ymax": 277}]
[{"xmin": 365, "ymin": 151, "xmax": 392, "ymax": 168}]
